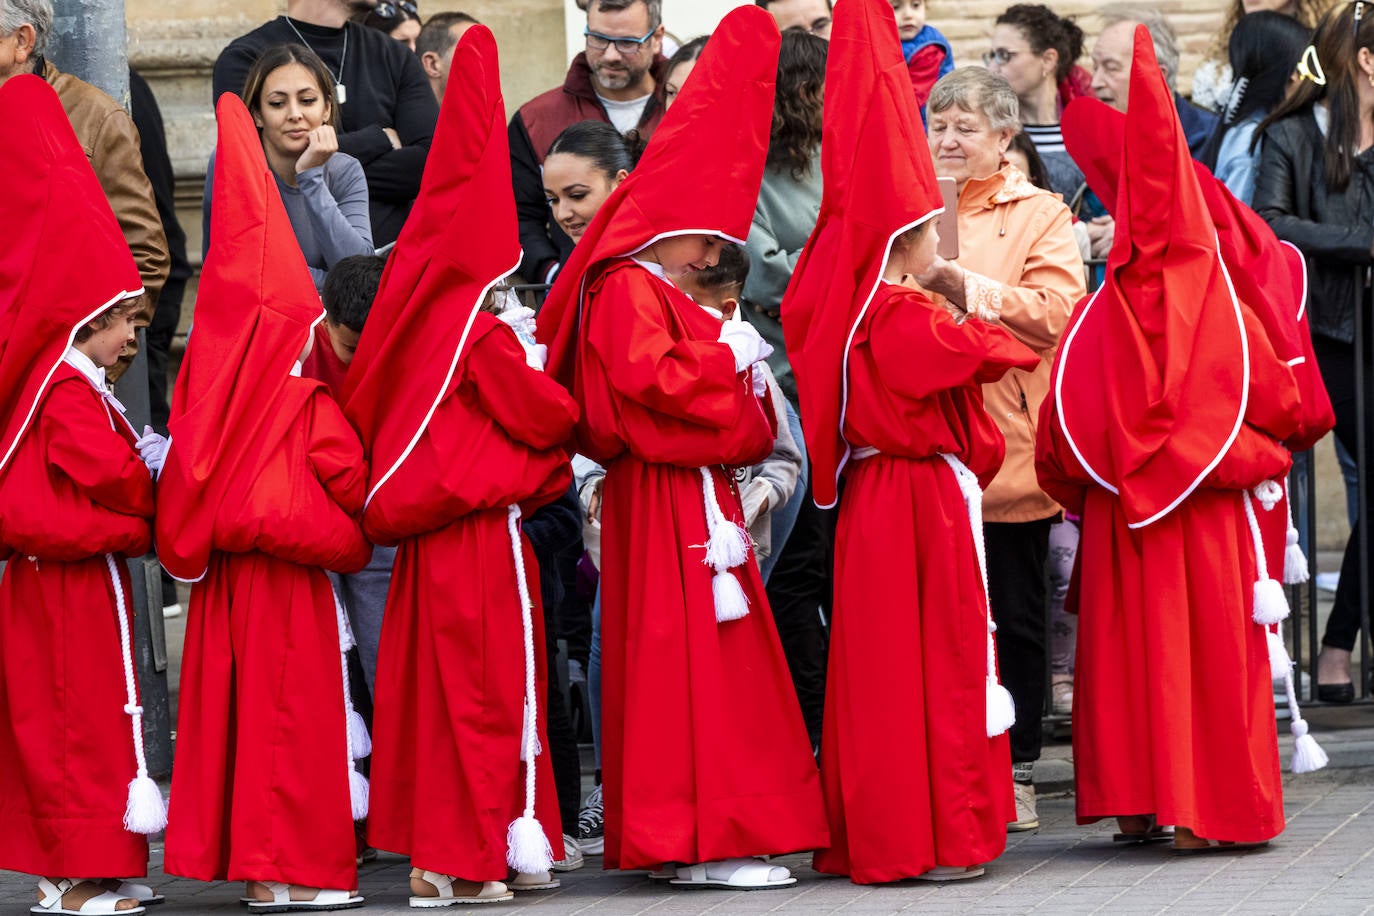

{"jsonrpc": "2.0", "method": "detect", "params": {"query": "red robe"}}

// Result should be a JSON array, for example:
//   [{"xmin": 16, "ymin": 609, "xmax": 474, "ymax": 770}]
[
  {"xmin": 572, "ymin": 260, "xmax": 829, "ymax": 870},
  {"xmin": 815, "ymin": 287, "xmax": 1036, "ymax": 883},
  {"xmin": 1037, "ymin": 306, "xmax": 1300, "ymax": 843},
  {"xmin": 0, "ymin": 365, "xmax": 153, "ymax": 879},
  {"xmin": 164, "ymin": 382, "xmax": 371, "ymax": 890},
  {"xmin": 364, "ymin": 315, "xmax": 575, "ymax": 880}
]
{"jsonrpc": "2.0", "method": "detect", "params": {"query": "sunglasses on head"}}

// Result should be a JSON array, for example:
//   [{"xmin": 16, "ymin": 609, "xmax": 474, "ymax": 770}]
[{"xmin": 374, "ymin": 1, "xmax": 417, "ymax": 21}]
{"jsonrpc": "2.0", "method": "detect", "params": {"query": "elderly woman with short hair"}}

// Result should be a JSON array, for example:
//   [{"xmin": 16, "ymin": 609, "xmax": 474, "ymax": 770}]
[{"xmin": 913, "ymin": 66, "xmax": 1084, "ymax": 834}]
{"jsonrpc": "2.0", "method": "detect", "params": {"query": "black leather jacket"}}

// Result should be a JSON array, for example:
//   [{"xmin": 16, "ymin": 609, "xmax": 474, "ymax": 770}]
[{"xmin": 1253, "ymin": 108, "xmax": 1374, "ymax": 345}]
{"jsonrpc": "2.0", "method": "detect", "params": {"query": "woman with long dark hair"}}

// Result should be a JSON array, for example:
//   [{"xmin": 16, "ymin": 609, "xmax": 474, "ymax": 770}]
[
  {"xmin": 1194, "ymin": 0, "xmax": 1331, "ymax": 112},
  {"xmin": 1199, "ymin": 11, "xmax": 1311, "ymax": 203},
  {"xmin": 1255, "ymin": 1, "xmax": 1374, "ymax": 702}
]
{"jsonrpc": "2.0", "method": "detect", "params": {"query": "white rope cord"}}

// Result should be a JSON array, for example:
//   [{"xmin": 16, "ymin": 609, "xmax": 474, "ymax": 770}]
[
  {"xmin": 505, "ymin": 504, "xmax": 553, "ymax": 874},
  {"xmin": 1281, "ymin": 477, "xmax": 1309, "ymax": 584},
  {"xmin": 938, "ymin": 454, "xmax": 1015, "ymax": 738},
  {"xmin": 696, "ymin": 466, "xmax": 750, "ymax": 622},
  {"xmin": 104, "ymin": 553, "xmax": 166, "ymax": 834},
  {"xmin": 330, "ymin": 585, "xmax": 369, "ymax": 819}
]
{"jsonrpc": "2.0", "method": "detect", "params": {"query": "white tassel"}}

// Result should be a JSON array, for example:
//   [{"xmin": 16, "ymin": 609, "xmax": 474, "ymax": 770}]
[
  {"xmin": 506, "ymin": 505, "xmax": 553, "ymax": 872},
  {"xmin": 105, "ymin": 555, "xmax": 168, "ymax": 835},
  {"xmin": 349, "ymin": 709, "xmax": 372, "ymax": 760},
  {"xmin": 1272, "ymin": 625, "xmax": 1328, "ymax": 774},
  {"xmin": 1267, "ymin": 628, "xmax": 1292, "ymax": 681},
  {"xmin": 506, "ymin": 814, "xmax": 554, "ymax": 875},
  {"xmin": 986, "ymin": 679, "xmax": 1017, "ymax": 738},
  {"xmin": 1243, "ymin": 491, "xmax": 1291, "ymax": 624},
  {"xmin": 696, "ymin": 466, "xmax": 751, "ymax": 623},
  {"xmin": 519, "ymin": 701, "xmax": 542, "ymax": 763},
  {"xmin": 712, "ymin": 570, "xmax": 750, "ymax": 622},
  {"xmin": 1253, "ymin": 579, "xmax": 1292, "ymax": 625},
  {"xmin": 1282, "ymin": 479, "xmax": 1309, "ymax": 584},
  {"xmin": 938, "ymin": 454, "xmax": 1014, "ymax": 738},
  {"xmin": 1253, "ymin": 479, "xmax": 1282, "ymax": 511},
  {"xmin": 349, "ymin": 768, "xmax": 370, "ymax": 820},
  {"xmin": 1290, "ymin": 718, "xmax": 1330, "ymax": 774},
  {"xmin": 124, "ymin": 773, "xmax": 168, "ymax": 835},
  {"xmin": 332, "ymin": 586, "xmax": 370, "ymax": 819}
]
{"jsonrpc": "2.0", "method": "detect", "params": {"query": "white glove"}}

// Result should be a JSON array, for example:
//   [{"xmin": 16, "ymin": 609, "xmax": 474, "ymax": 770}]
[
  {"xmin": 749, "ymin": 364, "xmax": 768, "ymax": 398},
  {"xmin": 136, "ymin": 425, "xmax": 169, "ymax": 477},
  {"xmin": 718, "ymin": 321, "xmax": 774, "ymax": 372},
  {"xmin": 497, "ymin": 304, "xmax": 538, "ymax": 340},
  {"xmin": 740, "ymin": 477, "xmax": 775, "ymax": 528},
  {"xmin": 523, "ymin": 342, "xmax": 548, "ymax": 372}
]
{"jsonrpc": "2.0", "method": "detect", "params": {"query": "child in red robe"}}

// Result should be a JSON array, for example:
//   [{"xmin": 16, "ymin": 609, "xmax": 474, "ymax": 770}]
[
  {"xmin": 537, "ymin": 7, "xmax": 829, "ymax": 889},
  {"xmin": 1037, "ymin": 28, "xmax": 1320, "ymax": 852},
  {"xmin": 343, "ymin": 26, "xmax": 573, "ymax": 906},
  {"xmin": 157, "ymin": 93, "xmax": 372, "ymax": 911},
  {"xmin": 0, "ymin": 75, "xmax": 169, "ymax": 916},
  {"xmin": 782, "ymin": 0, "xmax": 1037, "ymax": 885}
]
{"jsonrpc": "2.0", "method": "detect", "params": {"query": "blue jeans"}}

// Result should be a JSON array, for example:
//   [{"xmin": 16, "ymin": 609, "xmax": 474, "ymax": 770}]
[{"xmin": 589, "ymin": 585, "xmax": 602, "ymax": 770}]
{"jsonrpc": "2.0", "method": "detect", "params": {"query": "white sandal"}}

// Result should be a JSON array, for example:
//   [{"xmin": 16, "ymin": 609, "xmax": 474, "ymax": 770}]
[
  {"xmin": 408, "ymin": 871, "xmax": 512, "ymax": 907},
  {"xmin": 32, "ymin": 879, "xmax": 145, "ymax": 915},
  {"xmin": 96, "ymin": 881, "xmax": 163, "ymax": 906},
  {"xmin": 915, "ymin": 864, "xmax": 985, "ymax": 882},
  {"xmin": 507, "ymin": 870, "xmax": 560, "ymax": 891},
  {"xmin": 244, "ymin": 882, "xmax": 363, "ymax": 912},
  {"xmin": 669, "ymin": 857, "xmax": 796, "ymax": 889}
]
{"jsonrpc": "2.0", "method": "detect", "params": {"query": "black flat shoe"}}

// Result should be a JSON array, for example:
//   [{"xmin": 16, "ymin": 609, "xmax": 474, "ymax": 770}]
[{"xmin": 1317, "ymin": 681, "xmax": 1355, "ymax": 704}]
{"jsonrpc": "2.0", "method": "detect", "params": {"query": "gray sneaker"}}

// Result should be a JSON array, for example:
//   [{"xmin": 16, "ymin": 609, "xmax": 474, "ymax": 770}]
[
  {"xmin": 576, "ymin": 784, "xmax": 604, "ymax": 856},
  {"xmin": 1009, "ymin": 781, "xmax": 1039, "ymax": 832}
]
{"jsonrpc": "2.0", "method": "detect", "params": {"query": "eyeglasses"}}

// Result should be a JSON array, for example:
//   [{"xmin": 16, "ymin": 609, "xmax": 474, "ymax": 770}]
[
  {"xmin": 584, "ymin": 26, "xmax": 657, "ymax": 55},
  {"xmin": 373, "ymin": 1, "xmax": 417, "ymax": 21},
  {"xmin": 982, "ymin": 48, "xmax": 1024, "ymax": 66}
]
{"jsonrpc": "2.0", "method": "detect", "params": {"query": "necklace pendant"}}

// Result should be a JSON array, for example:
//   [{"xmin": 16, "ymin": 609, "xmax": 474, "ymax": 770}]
[{"xmin": 336, "ymin": 82, "xmax": 347, "ymax": 105}]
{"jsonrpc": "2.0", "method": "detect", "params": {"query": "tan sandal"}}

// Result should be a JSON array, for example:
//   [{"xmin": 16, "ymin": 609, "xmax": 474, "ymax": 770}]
[{"xmin": 408, "ymin": 870, "xmax": 512, "ymax": 907}]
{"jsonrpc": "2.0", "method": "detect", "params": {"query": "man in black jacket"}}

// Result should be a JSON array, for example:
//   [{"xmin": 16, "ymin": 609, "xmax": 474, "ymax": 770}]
[{"xmin": 213, "ymin": 0, "xmax": 439, "ymax": 247}]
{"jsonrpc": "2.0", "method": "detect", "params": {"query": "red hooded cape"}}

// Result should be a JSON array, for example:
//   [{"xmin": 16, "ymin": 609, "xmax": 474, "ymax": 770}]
[
  {"xmin": 1061, "ymin": 95, "xmax": 1334, "ymax": 453},
  {"xmin": 534, "ymin": 4, "xmax": 780, "ymax": 394},
  {"xmin": 1050, "ymin": 28, "xmax": 1252, "ymax": 528},
  {"xmin": 156, "ymin": 94, "xmax": 329, "ymax": 580},
  {"xmin": 0, "ymin": 75, "xmax": 142, "ymax": 477},
  {"xmin": 342, "ymin": 25, "xmax": 522, "ymax": 506},
  {"xmin": 779, "ymin": 0, "xmax": 946, "ymax": 509}
]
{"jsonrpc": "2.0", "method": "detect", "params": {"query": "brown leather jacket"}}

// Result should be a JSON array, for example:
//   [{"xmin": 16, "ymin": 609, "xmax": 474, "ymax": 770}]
[
  {"xmin": 44, "ymin": 60, "xmax": 169, "ymax": 382},
  {"xmin": 920, "ymin": 164, "xmax": 1085, "ymax": 523}
]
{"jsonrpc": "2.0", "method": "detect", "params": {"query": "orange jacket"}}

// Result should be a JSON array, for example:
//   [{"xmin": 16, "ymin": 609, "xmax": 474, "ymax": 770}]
[{"xmin": 920, "ymin": 164, "xmax": 1085, "ymax": 523}]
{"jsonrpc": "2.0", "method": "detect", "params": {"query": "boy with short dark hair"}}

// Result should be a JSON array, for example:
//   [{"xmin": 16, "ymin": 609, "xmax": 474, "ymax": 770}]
[{"xmin": 304, "ymin": 253, "xmax": 387, "ymax": 400}]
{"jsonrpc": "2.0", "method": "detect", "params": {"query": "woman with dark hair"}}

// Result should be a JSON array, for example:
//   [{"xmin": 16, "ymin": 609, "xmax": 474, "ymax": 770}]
[
  {"xmin": 1255, "ymin": 1, "xmax": 1374, "ymax": 702},
  {"xmin": 363, "ymin": 1, "xmax": 421, "ymax": 51},
  {"xmin": 1194, "ymin": 0, "xmax": 1330, "ymax": 112},
  {"xmin": 542, "ymin": 121, "xmax": 641, "ymax": 248},
  {"xmin": 985, "ymin": 3, "xmax": 1088, "ymax": 198},
  {"xmin": 203, "ymin": 44, "xmax": 373, "ymax": 292},
  {"xmin": 663, "ymin": 35, "xmax": 709, "ymax": 107},
  {"xmin": 742, "ymin": 27, "xmax": 830, "ymax": 754},
  {"xmin": 1200, "ymin": 11, "xmax": 1311, "ymax": 204}
]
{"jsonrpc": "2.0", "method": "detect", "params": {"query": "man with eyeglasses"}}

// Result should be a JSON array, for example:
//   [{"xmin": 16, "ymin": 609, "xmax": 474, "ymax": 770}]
[
  {"xmin": 509, "ymin": 0, "xmax": 669, "ymax": 285},
  {"xmin": 213, "ymin": 0, "xmax": 440, "ymax": 248},
  {"xmin": 754, "ymin": 0, "xmax": 833, "ymax": 40}
]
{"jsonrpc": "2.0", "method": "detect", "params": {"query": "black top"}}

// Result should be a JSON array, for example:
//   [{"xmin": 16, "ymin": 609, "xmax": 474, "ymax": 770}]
[{"xmin": 213, "ymin": 16, "xmax": 439, "ymax": 247}]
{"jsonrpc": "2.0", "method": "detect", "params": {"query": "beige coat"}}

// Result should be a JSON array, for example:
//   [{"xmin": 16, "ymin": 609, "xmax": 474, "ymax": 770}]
[{"xmin": 919, "ymin": 164, "xmax": 1085, "ymax": 523}]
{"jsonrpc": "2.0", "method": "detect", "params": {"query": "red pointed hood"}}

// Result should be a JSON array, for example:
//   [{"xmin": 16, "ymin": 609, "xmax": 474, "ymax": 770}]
[
  {"xmin": 0, "ymin": 75, "xmax": 142, "ymax": 476},
  {"xmin": 1052, "ymin": 27, "xmax": 1250, "ymax": 527},
  {"xmin": 535, "ymin": 5, "xmax": 780, "ymax": 389},
  {"xmin": 156, "ymin": 92, "xmax": 325, "ymax": 580},
  {"xmin": 342, "ymin": 25, "xmax": 520, "ymax": 507},
  {"xmin": 1062, "ymin": 94, "xmax": 1334, "ymax": 452},
  {"xmin": 780, "ymin": 0, "xmax": 944, "ymax": 509}
]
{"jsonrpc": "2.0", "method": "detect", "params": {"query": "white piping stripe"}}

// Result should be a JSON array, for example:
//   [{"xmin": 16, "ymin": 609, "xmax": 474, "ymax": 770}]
[
  {"xmin": 1053, "ymin": 286, "xmax": 1118, "ymax": 496},
  {"xmin": 0, "ymin": 286, "xmax": 144, "ymax": 478},
  {"xmin": 1278, "ymin": 240, "xmax": 1308, "ymax": 322},
  {"xmin": 1287, "ymin": 356, "xmax": 1306, "ymax": 367},
  {"xmin": 823, "ymin": 207, "xmax": 943, "ymax": 511},
  {"xmin": 365, "ymin": 252, "xmax": 525, "ymax": 510}
]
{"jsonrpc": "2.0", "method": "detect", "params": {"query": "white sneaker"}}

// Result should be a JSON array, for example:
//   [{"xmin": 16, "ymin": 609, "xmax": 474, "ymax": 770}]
[
  {"xmin": 1009, "ymin": 781, "xmax": 1039, "ymax": 832},
  {"xmin": 551, "ymin": 833, "xmax": 583, "ymax": 872}
]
